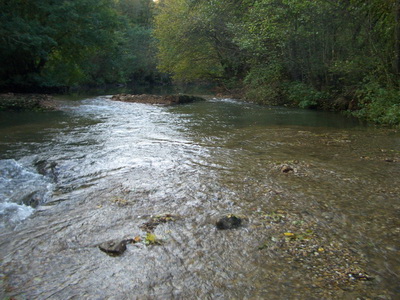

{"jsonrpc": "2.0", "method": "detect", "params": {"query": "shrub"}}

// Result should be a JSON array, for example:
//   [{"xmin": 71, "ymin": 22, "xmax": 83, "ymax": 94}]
[
  {"xmin": 353, "ymin": 82, "xmax": 400, "ymax": 126},
  {"xmin": 244, "ymin": 63, "xmax": 285, "ymax": 105},
  {"xmin": 283, "ymin": 82, "xmax": 330, "ymax": 109}
]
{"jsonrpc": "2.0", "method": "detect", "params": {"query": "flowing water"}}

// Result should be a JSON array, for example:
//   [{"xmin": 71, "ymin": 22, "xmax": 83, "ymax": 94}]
[{"xmin": 0, "ymin": 96, "xmax": 399, "ymax": 299}]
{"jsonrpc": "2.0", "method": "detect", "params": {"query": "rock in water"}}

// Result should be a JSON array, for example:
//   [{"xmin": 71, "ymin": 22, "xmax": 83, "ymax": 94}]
[
  {"xmin": 98, "ymin": 240, "xmax": 128, "ymax": 257},
  {"xmin": 281, "ymin": 165, "xmax": 294, "ymax": 173},
  {"xmin": 216, "ymin": 214, "xmax": 242, "ymax": 230}
]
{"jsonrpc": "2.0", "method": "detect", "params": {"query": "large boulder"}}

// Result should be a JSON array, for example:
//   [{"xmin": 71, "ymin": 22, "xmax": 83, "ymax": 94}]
[{"xmin": 111, "ymin": 94, "xmax": 205, "ymax": 105}]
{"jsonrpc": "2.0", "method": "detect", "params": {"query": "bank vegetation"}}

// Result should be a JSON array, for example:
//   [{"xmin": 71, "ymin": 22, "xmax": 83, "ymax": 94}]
[{"xmin": 1, "ymin": 0, "xmax": 399, "ymax": 126}]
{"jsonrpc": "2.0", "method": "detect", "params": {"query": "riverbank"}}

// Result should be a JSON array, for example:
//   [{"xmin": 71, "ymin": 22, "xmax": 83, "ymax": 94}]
[
  {"xmin": 0, "ymin": 89, "xmax": 207, "ymax": 111},
  {"xmin": 238, "ymin": 82, "xmax": 400, "ymax": 128},
  {"xmin": 0, "ymin": 93, "xmax": 60, "ymax": 111}
]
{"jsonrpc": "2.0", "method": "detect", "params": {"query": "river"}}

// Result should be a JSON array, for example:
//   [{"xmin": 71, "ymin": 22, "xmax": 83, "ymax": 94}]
[{"xmin": 0, "ymin": 95, "xmax": 399, "ymax": 299}]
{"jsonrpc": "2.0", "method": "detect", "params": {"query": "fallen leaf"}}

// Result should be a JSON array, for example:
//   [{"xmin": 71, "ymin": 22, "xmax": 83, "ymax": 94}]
[{"xmin": 284, "ymin": 232, "xmax": 295, "ymax": 237}]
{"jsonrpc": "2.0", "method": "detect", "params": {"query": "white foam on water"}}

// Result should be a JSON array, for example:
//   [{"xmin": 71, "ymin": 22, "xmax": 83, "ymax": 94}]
[
  {"xmin": 0, "ymin": 202, "xmax": 34, "ymax": 228},
  {"xmin": 0, "ymin": 159, "xmax": 53, "ymax": 228}
]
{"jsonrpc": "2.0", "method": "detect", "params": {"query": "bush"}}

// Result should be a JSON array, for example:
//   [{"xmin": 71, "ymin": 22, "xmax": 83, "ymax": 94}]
[
  {"xmin": 244, "ymin": 63, "xmax": 285, "ymax": 105},
  {"xmin": 283, "ymin": 82, "xmax": 330, "ymax": 109},
  {"xmin": 353, "ymin": 82, "xmax": 400, "ymax": 126}
]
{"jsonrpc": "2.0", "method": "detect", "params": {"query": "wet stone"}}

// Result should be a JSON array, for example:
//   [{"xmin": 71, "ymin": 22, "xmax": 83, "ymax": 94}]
[
  {"xmin": 216, "ymin": 214, "xmax": 242, "ymax": 230},
  {"xmin": 140, "ymin": 214, "xmax": 176, "ymax": 232},
  {"xmin": 98, "ymin": 240, "xmax": 130, "ymax": 257},
  {"xmin": 281, "ymin": 165, "xmax": 294, "ymax": 173},
  {"xmin": 35, "ymin": 160, "xmax": 58, "ymax": 182}
]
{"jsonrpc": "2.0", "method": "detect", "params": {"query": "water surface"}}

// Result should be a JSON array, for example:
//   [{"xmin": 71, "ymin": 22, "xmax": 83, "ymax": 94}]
[{"xmin": 0, "ymin": 96, "xmax": 399, "ymax": 299}]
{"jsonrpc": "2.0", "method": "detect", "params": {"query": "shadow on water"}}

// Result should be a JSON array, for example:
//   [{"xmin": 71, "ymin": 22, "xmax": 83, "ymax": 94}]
[
  {"xmin": 0, "ymin": 95, "xmax": 399, "ymax": 299},
  {"xmin": 170, "ymin": 98, "xmax": 364, "ymax": 129}
]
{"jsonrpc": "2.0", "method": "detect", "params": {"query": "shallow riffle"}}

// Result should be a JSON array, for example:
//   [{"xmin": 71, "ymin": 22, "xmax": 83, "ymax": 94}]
[{"xmin": 0, "ymin": 96, "xmax": 399, "ymax": 299}]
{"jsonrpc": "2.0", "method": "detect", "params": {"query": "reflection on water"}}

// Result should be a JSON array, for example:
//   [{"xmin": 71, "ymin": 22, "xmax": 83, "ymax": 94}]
[{"xmin": 0, "ymin": 96, "xmax": 399, "ymax": 299}]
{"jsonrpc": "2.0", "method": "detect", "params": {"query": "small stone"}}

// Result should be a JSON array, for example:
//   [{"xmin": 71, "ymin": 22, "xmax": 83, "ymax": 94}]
[
  {"xmin": 98, "ymin": 240, "xmax": 129, "ymax": 256},
  {"xmin": 216, "ymin": 214, "xmax": 242, "ymax": 230},
  {"xmin": 281, "ymin": 165, "xmax": 294, "ymax": 173}
]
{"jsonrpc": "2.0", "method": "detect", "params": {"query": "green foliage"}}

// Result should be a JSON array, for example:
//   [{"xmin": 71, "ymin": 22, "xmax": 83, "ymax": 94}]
[
  {"xmin": 153, "ymin": 0, "xmax": 222, "ymax": 81},
  {"xmin": 42, "ymin": 53, "xmax": 87, "ymax": 87},
  {"xmin": 151, "ymin": 0, "xmax": 400, "ymax": 125},
  {"xmin": 89, "ymin": 0, "xmax": 160, "ymax": 85},
  {"xmin": 144, "ymin": 233, "xmax": 162, "ymax": 245},
  {"xmin": 353, "ymin": 82, "xmax": 400, "ymax": 126},
  {"xmin": 0, "ymin": 0, "xmax": 120, "ymax": 89},
  {"xmin": 82, "ymin": 24, "xmax": 158, "ymax": 85},
  {"xmin": 153, "ymin": 0, "xmax": 247, "ymax": 83},
  {"xmin": 2, "ymin": 0, "xmax": 399, "ymax": 126},
  {"xmin": 116, "ymin": 0, "xmax": 153, "ymax": 26},
  {"xmin": 243, "ymin": 63, "xmax": 285, "ymax": 105},
  {"xmin": 284, "ymin": 82, "xmax": 330, "ymax": 109},
  {"xmin": 0, "ymin": 0, "xmax": 161, "ymax": 90}
]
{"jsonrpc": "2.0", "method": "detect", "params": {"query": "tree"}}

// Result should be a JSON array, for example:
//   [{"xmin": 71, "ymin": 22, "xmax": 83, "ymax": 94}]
[
  {"xmin": 83, "ymin": 0, "xmax": 160, "ymax": 85},
  {"xmin": 0, "ymin": 0, "xmax": 163, "ymax": 90},
  {"xmin": 153, "ymin": 0, "xmax": 247, "ymax": 84},
  {"xmin": 0, "ymin": 0, "xmax": 124, "ymax": 90}
]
